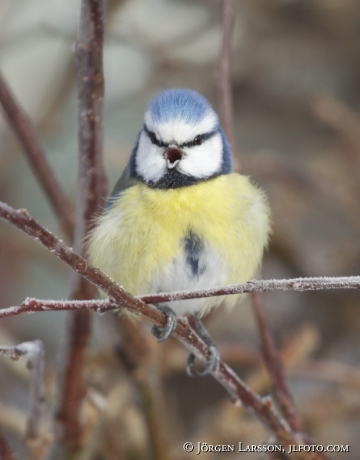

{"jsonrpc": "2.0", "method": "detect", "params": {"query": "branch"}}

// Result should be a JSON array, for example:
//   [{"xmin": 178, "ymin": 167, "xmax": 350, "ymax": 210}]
[
  {"xmin": 139, "ymin": 276, "xmax": 360, "ymax": 303},
  {"xmin": 0, "ymin": 72, "xmax": 74, "ymax": 239},
  {"xmin": 218, "ymin": 0, "xmax": 236, "ymax": 153},
  {"xmin": 191, "ymin": 324, "xmax": 319, "ymax": 448},
  {"xmin": 217, "ymin": 7, "xmax": 323, "ymax": 454},
  {"xmin": 52, "ymin": 0, "xmax": 107, "ymax": 453},
  {"xmin": 74, "ymin": 0, "xmax": 107, "ymax": 240},
  {"xmin": 23, "ymin": 341, "xmax": 46, "ymax": 445},
  {"xmin": 0, "ymin": 299, "xmax": 115, "ymax": 318},
  {"xmin": 252, "ymin": 293, "xmax": 306, "ymax": 435},
  {"xmin": 251, "ymin": 292, "xmax": 324, "ymax": 458},
  {"xmin": 0, "ymin": 202, "xmax": 339, "ymax": 457},
  {"xmin": 1, "ymin": 273, "xmax": 360, "ymax": 320},
  {"xmin": 0, "ymin": 341, "xmax": 46, "ymax": 457}
]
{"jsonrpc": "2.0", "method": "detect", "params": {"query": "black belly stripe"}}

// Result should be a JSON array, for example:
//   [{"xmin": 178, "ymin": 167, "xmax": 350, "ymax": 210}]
[{"xmin": 183, "ymin": 231, "xmax": 206, "ymax": 277}]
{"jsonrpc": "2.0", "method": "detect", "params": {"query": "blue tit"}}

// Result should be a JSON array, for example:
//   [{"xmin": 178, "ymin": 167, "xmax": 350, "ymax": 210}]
[{"xmin": 88, "ymin": 88, "xmax": 270, "ymax": 373}]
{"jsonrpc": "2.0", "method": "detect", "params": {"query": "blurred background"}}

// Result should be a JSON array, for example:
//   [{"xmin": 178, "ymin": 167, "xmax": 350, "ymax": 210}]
[{"xmin": 1, "ymin": 0, "xmax": 360, "ymax": 458}]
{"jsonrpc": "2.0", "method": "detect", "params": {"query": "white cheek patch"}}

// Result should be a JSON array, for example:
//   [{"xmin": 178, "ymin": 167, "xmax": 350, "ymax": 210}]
[
  {"xmin": 179, "ymin": 133, "xmax": 223, "ymax": 178},
  {"xmin": 139, "ymin": 113, "xmax": 223, "ymax": 182},
  {"xmin": 136, "ymin": 131, "xmax": 166, "ymax": 183}
]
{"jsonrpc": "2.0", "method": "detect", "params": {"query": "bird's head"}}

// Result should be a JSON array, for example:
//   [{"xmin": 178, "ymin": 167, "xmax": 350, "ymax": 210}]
[{"xmin": 130, "ymin": 89, "xmax": 233, "ymax": 189}]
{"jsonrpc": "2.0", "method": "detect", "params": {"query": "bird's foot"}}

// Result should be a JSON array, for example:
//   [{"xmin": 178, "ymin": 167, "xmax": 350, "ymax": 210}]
[
  {"xmin": 186, "ymin": 315, "xmax": 220, "ymax": 376},
  {"xmin": 151, "ymin": 304, "xmax": 177, "ymax": 342}
]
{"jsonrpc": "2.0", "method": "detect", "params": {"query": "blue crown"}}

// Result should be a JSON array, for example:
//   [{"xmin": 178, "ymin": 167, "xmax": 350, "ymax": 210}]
[{"xmin": 148, "ymin": 88, "xmax": 216, "ymax": 125}]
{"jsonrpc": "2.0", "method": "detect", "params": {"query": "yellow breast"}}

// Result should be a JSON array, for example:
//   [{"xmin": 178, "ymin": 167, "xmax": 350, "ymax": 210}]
[{"xmin": 87, "ymin": 173, "xmax": 270, "ymax": 315}]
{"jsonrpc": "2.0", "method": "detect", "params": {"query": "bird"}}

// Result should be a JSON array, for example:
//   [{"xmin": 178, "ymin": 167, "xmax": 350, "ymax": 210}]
[{"xmin": 87, "ymin": 88, "xmax": 270, "ymax": 375}]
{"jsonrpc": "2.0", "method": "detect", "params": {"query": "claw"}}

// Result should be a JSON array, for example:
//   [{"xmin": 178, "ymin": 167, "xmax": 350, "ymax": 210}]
[
  {"xmin": 151, "ymin": 304, "xmax": 177, "ymax": 342},
  {"xmin": 186, "ymin": 316, "xmax": 220, "ymax": 377},
  {"xmin": 186, "ymin": 352, "xmax": 196, "ymax": 377},
  {"xmin": 186, "ymin": 345, "xmax": 220, "ymax": 376}
]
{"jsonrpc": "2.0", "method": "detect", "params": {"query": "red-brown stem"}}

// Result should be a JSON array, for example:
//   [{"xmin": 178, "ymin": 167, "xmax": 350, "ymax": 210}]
[
  {"xmin": 252, "ymin": 293, "xmax": 306, "ymax": 435},
  {"xmin": 52, "ymin": 0, "xmax": 107, "ymax": 452},
  {"xmin": 217, "ymin": 8, "xmax": 322, "ymax": 451},
  {"xmin": 218, "ymin": 0, "xmax": 236, "ymax": 154},
  {"xmin": 1, "ymin": 273, "xmax": 360, "ymax": 320},
  {"xmin": 139, "ymin": 277, "xmax": 360, "ymax": 302},
  {"xmin": 0, "ymin": 72, "xmax": 74, "ymax": 239},
  {"xmin": 253, "ymin": 293, "xmax": 326, "ymax": 459},
  {"xmin": 0, "ymin": 203, "xmax": 327, "ymax": 457}
]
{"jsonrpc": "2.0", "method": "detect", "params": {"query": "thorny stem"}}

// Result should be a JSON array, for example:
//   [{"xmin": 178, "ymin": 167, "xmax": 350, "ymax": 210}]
[
  {"xmin": 52, "ymin": 0, "xmax": 107, "ymax": 453},
  {"xmin": 0, "ymin": 72, "xmax": 74, "ymax": 239},
  {"xmin": 0, "ymin": 202, "xmax": 350, "ymax": 458}
]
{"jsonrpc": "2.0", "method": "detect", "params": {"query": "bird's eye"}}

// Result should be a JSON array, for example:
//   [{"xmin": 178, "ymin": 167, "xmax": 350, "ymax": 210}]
[
  {"xmin": 148, "ymin": 131, "xmax": 166, "ymax": 148},
  {"xmin": 149, "ymin": 132, "xmax": 157, "ymax": 144},
  {"xmin": 193, "ymin": 135, "xmax": 204, "ymax": 146},
  {"xmin": 181, "ymin": 134, "xmax": 206, "ymax": 149}
]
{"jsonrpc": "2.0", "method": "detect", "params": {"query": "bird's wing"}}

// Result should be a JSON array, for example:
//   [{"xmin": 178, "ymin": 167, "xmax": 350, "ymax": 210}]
[{"xmin": 105, "ymin": 163, "xmax": 139, "ymax": 210}]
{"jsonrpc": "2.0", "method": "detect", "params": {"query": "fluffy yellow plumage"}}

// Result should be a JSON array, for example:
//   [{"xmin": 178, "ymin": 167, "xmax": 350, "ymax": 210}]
[
  {"xmin": 89, "ymin": 88, "xmax": 270, "ymax": 373},
  {"xmin": 88, "ymin": 173, "xmax": 270, "ymax": 317}
]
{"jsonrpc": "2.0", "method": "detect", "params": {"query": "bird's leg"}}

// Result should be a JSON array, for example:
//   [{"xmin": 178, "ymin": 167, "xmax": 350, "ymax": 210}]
[
  {"xmin": 186, "ymin": 315, "xmax": 220, "ymax": 376},
  {"xmin": 151, "ymin": 304, "xmax": 177, "ymax": 342}
]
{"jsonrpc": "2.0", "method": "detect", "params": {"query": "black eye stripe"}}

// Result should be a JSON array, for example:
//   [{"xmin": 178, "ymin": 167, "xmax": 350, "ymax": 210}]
[
  {"xmin": 143, "ymin": 125, "xmax": 168, "ymax": 148},
  {"xmin": 181, "ymin": 135, "xmax": 204, "ymax": 148},
  {"xmin": 143, "ymin": 125, "xmax": 218, "ymax": 149},
  {"xmin": 180, "ymin": 129, "xmax": 218, "ymax": 149}
]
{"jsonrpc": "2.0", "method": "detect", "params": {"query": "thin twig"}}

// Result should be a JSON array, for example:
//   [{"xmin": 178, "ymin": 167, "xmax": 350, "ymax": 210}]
[
  {"xmin": 23, "ymin": 341, "xmax": 46, "ymax": 444},
  {"xmin": 0, "ymin": 202, "xmax": 335, "ymax": 457},
  {"xmin": 218, "ymin": 0, "xmax": 236, "ymax": 154},
  {"xmin": 0, "ymin": 72, "xmax": 74, "ymax": 238},
  {"xmin": 251, "ymin": 295, "xmax": 325, "ymax": 459},
  {"xmin": 0, "ymin": 273, "xmax": 360, "ymax": 320},
  {"xmin": 219, "ymin": 13, "xmax": 310, "ymax": 443},
  {"xmin": 0, "ymin": 341, "xmax": 46, "ymax": 456},
  {"xmin": 252, "ymin": 293, "xmax": 305, "ymax": 435},
  {"xmin": 74, "ymin": 0, "xmax": 107, "ymax": 233},
  {"xmin": 246, "ymin": 324, "xmax": 320, "ymax": 397},
  {"xmin": 0, "ymin": 299, "xmax": 115, "ymax": 318},
  {"xmin": 139, "ymin": 276, "xmax": 360, "ymax": 302},
  {"xmin": 0, "ymin": 345, "xmax": 23, "ymax": 360},
  {"xmin": 192, "ymin": 324, "xmax": 320, "ymax": 451},
  {"xmin": 52, "ymin": 0, "xmax": 107, "ymax": 453},
  {"xmin": 193, "ymin": 327, "xmax": 314, "ymax": 457}
]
